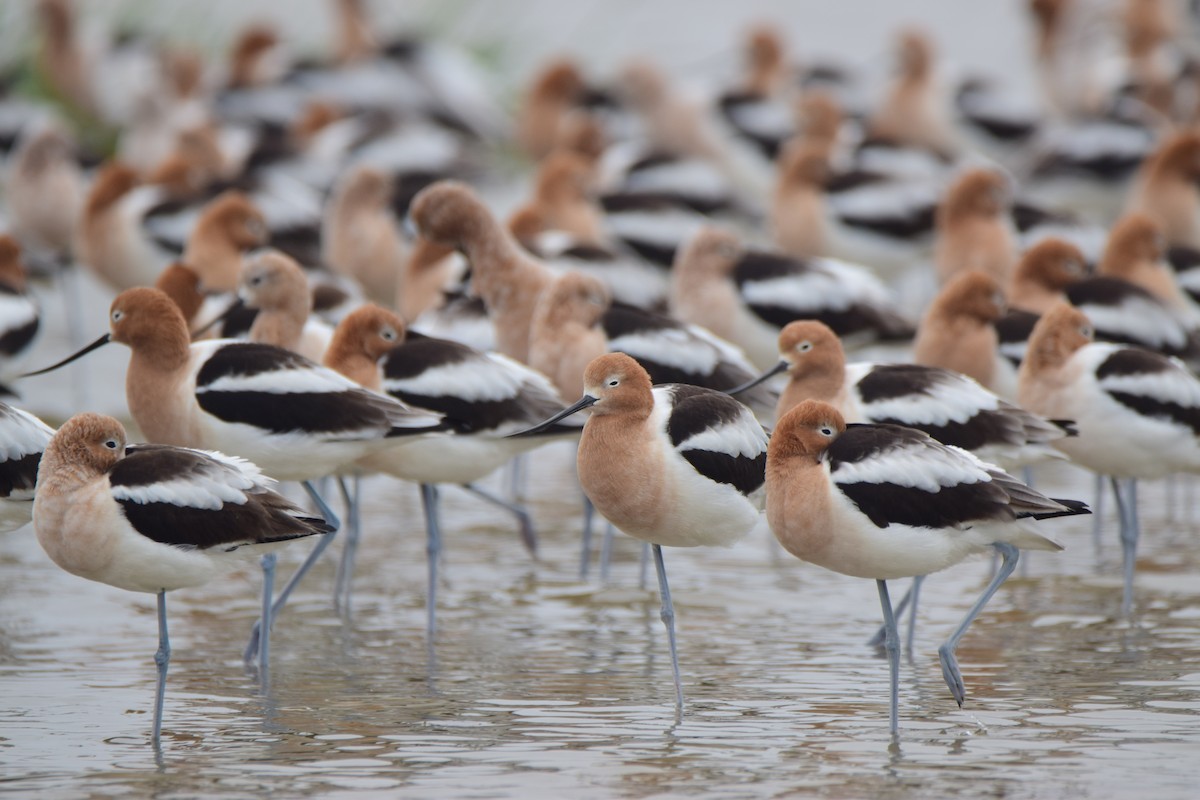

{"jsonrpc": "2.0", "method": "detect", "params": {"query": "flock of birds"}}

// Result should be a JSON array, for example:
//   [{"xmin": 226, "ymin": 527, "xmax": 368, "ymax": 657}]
[{"xmin": 2, "ymin": 0, "xmax": 1200, "ymax": 747}]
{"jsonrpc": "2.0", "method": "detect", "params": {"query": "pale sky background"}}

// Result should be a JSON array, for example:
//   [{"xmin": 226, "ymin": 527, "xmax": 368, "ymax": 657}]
[{"xmin": 0, "ymin": 0, "xmax": 1052, "ymax": 104}]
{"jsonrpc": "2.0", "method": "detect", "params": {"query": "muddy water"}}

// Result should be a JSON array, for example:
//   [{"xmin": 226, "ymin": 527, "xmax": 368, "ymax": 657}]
[{"xmin": 2, "ymin": 448, "xmax": 1200, "ymax": 799}]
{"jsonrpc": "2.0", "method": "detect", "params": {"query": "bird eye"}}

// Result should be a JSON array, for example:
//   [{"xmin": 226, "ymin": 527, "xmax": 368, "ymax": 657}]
[
  {"xmin": 798, "ymin": 341, "xmax": 813, "ymax": 352},
  {"xmin": 111, "ymin": 309, "xmax": 124, "ymax": 323},
  {"xmin": 819, "ymin": 425, "xmax": 834, "ymax": 437},
  {"xmin": 381, "ymin": 326, "xmax": 397, "ymax": 341},
  {"xmin": 608, "ymin": 378, "xmax": 619, "ymax": 387},
  {"xmin": 104, "ymin": 439, "xmax": 118, "ymax": 450},
  {"xmin": 1080, "ymin": 325, "xmax": 1093, "ymax": 338}
]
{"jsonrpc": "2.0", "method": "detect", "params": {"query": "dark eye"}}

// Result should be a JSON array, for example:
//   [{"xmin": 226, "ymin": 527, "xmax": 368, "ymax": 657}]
[
  {"xmin": 798, "ymin": 341, "xmax": 813, "ymax": 352},
  {"xmin": 104, "ymin": 439, "xmax": 119, "ymax": 450},
  {"xmin": 381, "ymin": 327, "xmax": 397, "ymax": 341},
  {"xmin": 819, "ymin": 425, "xmax": 833, "ymax": 437},
  {"xmin": 1080, "ymin": 325, "xmax": 1093, "ymax": 338},
  {"xmin": 111, "ymin": 309, "xmax": 124, "ymax": 323},
  {"xmin": 608, "ymin": 379, "xmax": 619, "ymax": 387}
]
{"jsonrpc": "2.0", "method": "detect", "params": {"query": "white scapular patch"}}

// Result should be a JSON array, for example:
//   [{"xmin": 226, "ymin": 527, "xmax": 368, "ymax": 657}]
[
  {"xmin": 199, "ymin": 364, "xmax": 354, "ymax": 395},
  {"xmin": 112, "ymin": 472, "xmax": 252, "ymax": 510},
  {"xmin": 1099, "ymin": 365, "xmax": 1200, "ymax": 410},
  {"xmin": 1080, "ymin": 296, "xmax": 1190, "ymax": 349},
  {"xmin": 832, "ymin": 441, "xmax": 993, "ymax": 493},
  {"xmin": 384, "ymin": 352, "xmax": 526, "ymax": 402}
]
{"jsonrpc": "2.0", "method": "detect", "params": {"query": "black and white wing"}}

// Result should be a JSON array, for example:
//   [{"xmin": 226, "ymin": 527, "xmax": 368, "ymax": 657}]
[
  {"xmin": 661, "ymin": 384, "xmax": 767, "ymax": 496},
  {"xmin": 111, "ymin": 443, "xmax": 333, "ymax": 551},
  {"xmin": 828, "ymin": 423, "xmax": 1075, "ymax": 530},
  {"xmin": 194, "ymin": 340, "xmax": 444, "ymax": 439},
  {"xmin": 381, "ymin": 333, "xmax": 582, "ymax": 435}
]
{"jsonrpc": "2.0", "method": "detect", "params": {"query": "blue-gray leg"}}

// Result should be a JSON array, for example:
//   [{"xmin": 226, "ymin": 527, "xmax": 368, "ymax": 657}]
[
  {"xmin": 938, "ymin": 542, "xmax": 1019, "ymax": 707},
  {"xmin": 1092, "ymin": 472, "xmax": 1106, "ymax": 558},
  {"xmin": 461, "ymin": 482, "xmax": 538, "ymax": 556},
  {"xmin": 867, "ymin": 575, "xmax": 923, "ymax": 654},
  {"xmin": 580, "ymin": 494, "xmax": 595, "ymax": 579},
  {"xmin": 421, "ymin": 483, "xmax": 442, "ymax": 641},
  {"xmin": 651, "ymin": 544, "xmax": 684, "ymax": 722},
  {"xmin": 333, "ymin": 473, "xmax": 362, "ymax": 613},
  {"xmin": 1111, "ymin": 477, "xmax": 1140, "ymax": 615},
  {"xmin": 875, "ymin": 580, "xmax": 900, "ymax": 736},
  {"xmin": 599, "ymin": 523, "xmax": 616, "ymax": 582},
  {"xmin": 244, "ymin": 481, "xmax": 341, "ymax": 669},
  {"xmin": 152, "ymin": 589, "xmax": 170, "ymax": 747}
]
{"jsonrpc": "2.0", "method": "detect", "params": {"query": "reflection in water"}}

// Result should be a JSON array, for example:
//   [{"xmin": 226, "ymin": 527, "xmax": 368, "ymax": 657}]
[
  {"xmin": 3, "ymin": 453, "xmax": 1200, "ymax": 798},
  {"xmin": 2, "ymin": 82, "xmax": 1193, "ymax": 799}
]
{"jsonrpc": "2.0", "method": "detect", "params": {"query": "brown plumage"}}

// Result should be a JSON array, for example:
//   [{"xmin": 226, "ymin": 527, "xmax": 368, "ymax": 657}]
[
  {"xmin": 913, "ymin": 270, "xmax": 1008, "ymax": 393},
  {"xmin": 322, "ymin": 165, "xmax": 406, "ymax": 307},
  {"xmin": 934, "ymin": 169, "xmax": 1017, "ymax": 285},
  {"xmin": 516, "ymin": 59, "xmax": 589, "ymax": 160},
  {"xmin": 529, "ymin": 272, "xmax": 611, "ymax": 400},
  {"xmin": 1125, "ymin": 131, "xmax": 1200, "ymax": 248},
  {"xmin": 771, "ymin": 140, "xmax": 832, "ymax": 257},
  {"xmin": 410, "ymin": 181, "xmax": 554, "ymax": 362},
  {"xmin": 324, "ymin": 303, "xmax": 404, "ymax": 391},
  {"xmin": 183, "ymin": 191, "xmax": 268, "ymax": 293},
  {"xmin": 1098, "ymin": 213, "xmax": 1194, "ymax": 313},
  {"xmin": 1008, "ymin": 238, "xmax": 1089, "ymax": 313},
  {"xmin": 867, "ymin": 29, "xmax": 960, "ymax": 159}
]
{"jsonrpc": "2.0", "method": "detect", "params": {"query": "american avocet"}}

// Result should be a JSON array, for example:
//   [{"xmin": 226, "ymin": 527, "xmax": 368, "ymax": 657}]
[
  {"xmin": 528, "ymin": 271, "xmax": 777, "ymax": 417},
  {"xmin": 1098, "ymin": 213, "xmax": 1200, "ymax": 321},
  {"xmin": 714, "ymin": 26, "xmax": 796, "ymax": 162},
  {"xmin": 322, "ymin": 165, "xmax": 407, "ymax": 308},
  {"xmin": 670, "ymin": 226, "xmax": 913, "ymax": 370},
  {"xmin": 22, "ymin": 287, "xmax": 444, "ymax": 672},
  {"xmin": 516, "ymin": 59, "xmax": 604, "ymax": 160},
  {"xmin": 0, "ymin": 237, "xmax": 42, "ymax": 392},
  {"xmin": 933, "ymin": 169, "xmax": 1018, "ymax": 287},
  {"xmin": 771, "ymin": 140, "xmax": 834, "ymax": 260},
  {"xmin": 1008, "ymin": 238, "xmax": 1090, "ymax": 314},
  {"xmin": 736, "ymin": 319, "xmax": 1072, "ymax": 471},
  {"xmin": 1125, "ymin": 130, "xmax": 1200, "ymax": 249},
  {"xmin": 4, "ymin": 120, "xmax": 83, "ymax": 268},
  {"xmin": 510, "ymin": 150, "xmax": 607, "ymax": 244},
  {"xmin": 766, "ymin": 399, "xmax": 1085, "ymax": 734},
  {"xmin": 1009, "ymin": 236, "xmax": 1200, "ymax": 369},
  {"xmin": 326, "ymin": 304, "xmax": 582, "ymax": 634},
  {"xmin": 33, "ymin": 412, "xmax": 332, "ymax": 746},
  {"xmin": 0, "ymin": 401, "xmax": 54, "ymax": 532},
  {"xmin": 75, "ymin": 162, "xmax": 174, "ymax": 291},
  {"xmin": 772, "ymin": 141, "xmax": 943, "ymax": 276},
  {"xmin": 865, "ymin": 28, "xmax": 963, "ymax": 162},
  {"xmin": 237, "ymin": 249, "xmax": 334, "ymax": 362},
  {"xmin": 1018, "ymin": 301, "xmax": 1200, "ymax": 613},
  {"xmin": 732, "ymin": 317, "xmax": 1075, "ymax": 646},
  {"xmin": 401, "ymin": 236, "xmax": 465, "ymax": 324},
  {"xmin": 518, "ymin": 352, "xmax": 767, "ymax": 720},
  {"xmin": 409, "ymin": 181, "xmax": 554, "ymax": 363},
  {"xmin": 180, "ymin": 191, "xmax": 270, "ymax": 294},
  {"xmin": 1025, "ymin": 116, "xmax": 1156, "ymax": 223},
  {"xmin": 912, "ymin": 270, "xmax": 1016, "ymax": 397},
  {"xmin": 509, "ymin": 205, "xmax": 670, "ymax": 312}
]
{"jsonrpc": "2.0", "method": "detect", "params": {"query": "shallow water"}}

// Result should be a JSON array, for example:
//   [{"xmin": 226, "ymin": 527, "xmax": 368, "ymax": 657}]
[
  {"xmin": 3, "ymin": 1, "xmax": 1200, "ymax": 795},
  {"xmin": 3, "ymin": 450, "xmax": 1200, "ymax": 799}
]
